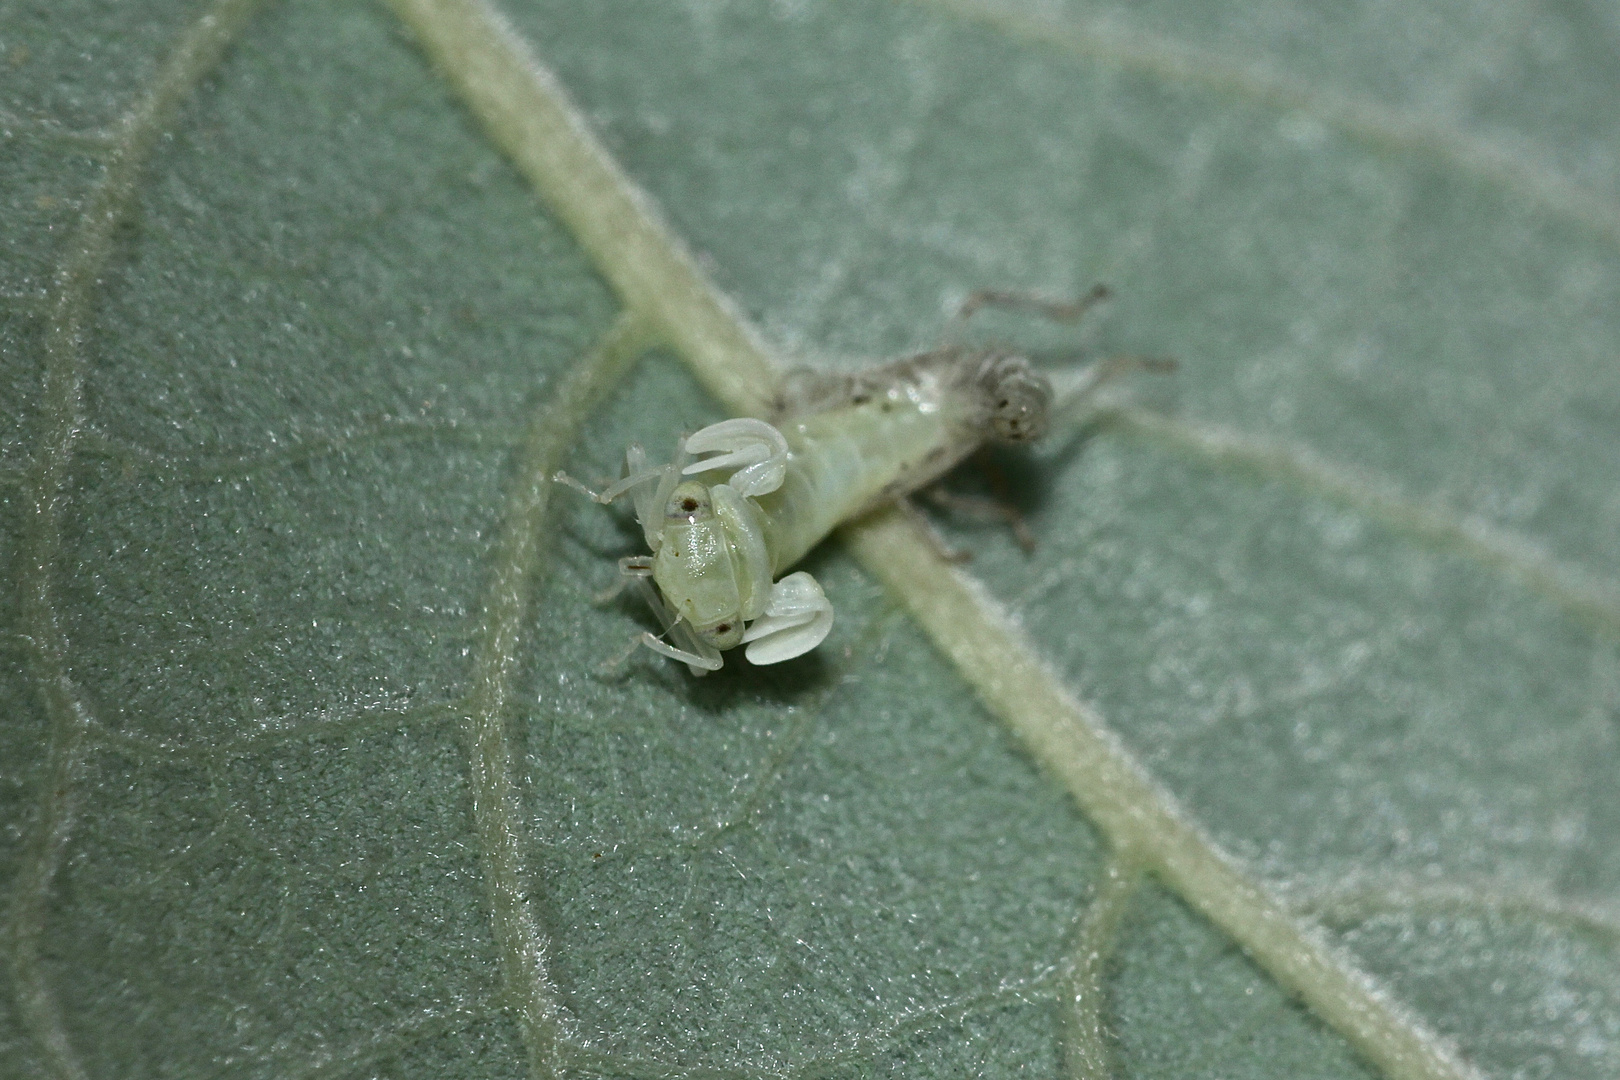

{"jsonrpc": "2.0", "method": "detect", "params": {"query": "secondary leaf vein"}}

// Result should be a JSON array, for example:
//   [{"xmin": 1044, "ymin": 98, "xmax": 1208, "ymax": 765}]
[{"xmin": 7, "ymin": 4, "xmax": 271, "ymax": 1079}]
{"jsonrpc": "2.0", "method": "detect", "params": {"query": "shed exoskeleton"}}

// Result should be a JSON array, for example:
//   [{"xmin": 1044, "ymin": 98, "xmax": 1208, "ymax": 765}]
[{"xmin": 557, "ymin": 286, "xmax": 1169, "ymax": 674}]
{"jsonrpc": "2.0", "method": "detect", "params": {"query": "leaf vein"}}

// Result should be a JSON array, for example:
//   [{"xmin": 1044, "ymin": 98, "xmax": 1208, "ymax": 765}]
[
  {"xmin": 913, "ymin": 0, "xmax": 1620, "ymax": 249},
  {"xmin": 6, "ymin": 4, "xmax": 271, "ymax": 1079},
  {"xmin": 388, "ymin": 3, "xmax": 1493, "ymax": 1079},
  {"xmin": 458, "ymin": 311, "xmax": 652, "ymax": 1079}
]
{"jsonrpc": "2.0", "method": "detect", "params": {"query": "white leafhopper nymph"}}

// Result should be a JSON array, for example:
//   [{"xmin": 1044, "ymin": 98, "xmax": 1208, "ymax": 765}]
[{"xmin": 558, "ymin": 288, "xmax": 1168, "ymax": 674}]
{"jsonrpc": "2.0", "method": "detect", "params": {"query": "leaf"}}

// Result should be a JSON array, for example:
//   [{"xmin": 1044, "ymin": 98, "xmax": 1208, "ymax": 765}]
[{"xmin": 3, "ymin": 1, "xmax": 1618, "ymax": 1079}]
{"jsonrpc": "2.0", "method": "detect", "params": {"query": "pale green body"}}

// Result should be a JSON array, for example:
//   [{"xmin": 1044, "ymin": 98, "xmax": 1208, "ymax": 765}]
[
  {"xmin": 579, "ymin": 347, "xmax": 1053, "ymax": 671},
  {"xmin": 651, "ymin": 481, "xmax": 772, "ymax": 646},
  {"xmin": 757, "ymin": 360, "xmax": 985, "ymax": 570}
]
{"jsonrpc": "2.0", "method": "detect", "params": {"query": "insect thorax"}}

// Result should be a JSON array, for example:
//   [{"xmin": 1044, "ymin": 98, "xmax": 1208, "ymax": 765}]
[{"xmin": 651, "ymin": 479, "xmax": 772, "ymax": 650}]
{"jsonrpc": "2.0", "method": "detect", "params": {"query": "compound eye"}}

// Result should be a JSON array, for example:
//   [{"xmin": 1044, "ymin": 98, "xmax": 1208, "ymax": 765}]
[
  {"xmin": 665, "ymin": 480, "xmax": 713, "ymax": 523},
  {"xmin": 698, "ymin": 618, "xmax": 745, "ymax": 650}
]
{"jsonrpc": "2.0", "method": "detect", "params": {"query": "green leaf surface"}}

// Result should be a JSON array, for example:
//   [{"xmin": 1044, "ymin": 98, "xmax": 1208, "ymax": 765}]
[{"xmin": 3, "ymin": 1, "xmax": 1618, "ymax": 1079}]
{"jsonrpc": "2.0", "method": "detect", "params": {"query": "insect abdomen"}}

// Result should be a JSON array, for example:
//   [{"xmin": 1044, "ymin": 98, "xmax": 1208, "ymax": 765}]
[{"xmin": 757, "ymin": 396, "xmax": 965, "ymax": 571}]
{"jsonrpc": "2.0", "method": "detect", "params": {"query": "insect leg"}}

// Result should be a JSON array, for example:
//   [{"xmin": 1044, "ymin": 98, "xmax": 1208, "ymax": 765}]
[
  {"xmin": 1049, "ymin": 354, "xmax": 1178, "ymax": 416},
  {"xmin": 741, "ymin": 571, "xmax": 834, "ymax": 665},
  {"xmin": 595, "ymin": 633, "xmax": 650, "ymax": 676},
  {"xmin": 602, "ymin": 566, "xmax": 725, "ymax": 674},
  {"xmin": 681, "ymin": 418, "xmax": 790, "ymax": 497},
  {"xmin": 596, "ymin": 631, "xmax": 722, "ymax": 676},
  {"xmin": 552, "ymin": 470, "xmax": 611, "ymax": 501},
  {"xmin": 946, "ymin": 283, "xmax": 1112, "ymax": 341},
  {"xmin": 592, "ymin": 555, "xmax": 654, "ymax": 605},
  {"xmin": 630, "ymin": 441, "xmax": 691, "ymax": 548},
  {"xmin": 897, "ymin": 497, "xmax": 974, "ymax": 564},
  {"xmin": 621, "ymin": 445, "xmax": 659, "ymax": 533},
  {"xmin": 600, "ymin": 447, "xmax": 672, "ymax": 503},
  {"xmin": 920, "ymin": 486, "xmax": 1038, "ymax": 554},
  {"xmin": 553, "ymin": 445, "xmax": 667, "ymax": 505},
  {"xmin": 638, "ymin": 632, "xmax": 723, "ymax": 673}
]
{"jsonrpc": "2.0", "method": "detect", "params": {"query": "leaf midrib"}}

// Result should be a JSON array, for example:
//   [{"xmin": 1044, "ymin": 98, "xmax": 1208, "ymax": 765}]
[{"xmin": 386, "ymin": 2, "xmax": 1493, "ymax": 1079}]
